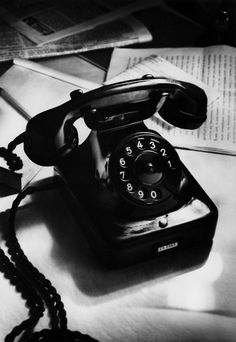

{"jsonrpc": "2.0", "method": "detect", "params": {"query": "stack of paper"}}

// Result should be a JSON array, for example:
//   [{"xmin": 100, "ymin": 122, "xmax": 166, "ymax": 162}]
[{"xmin": 106, "ymin": 46, "xmax": 236, "ymax": 156}]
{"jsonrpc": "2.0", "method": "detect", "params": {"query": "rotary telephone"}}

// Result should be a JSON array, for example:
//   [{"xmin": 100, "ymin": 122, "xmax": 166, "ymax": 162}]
[
  {"xmin": 22, "ymin": 75, "xmax": 217, "ymax": 266},
  {"xmin": 0, "ymin": 75, "xmax": 218, "ymax": 341}
]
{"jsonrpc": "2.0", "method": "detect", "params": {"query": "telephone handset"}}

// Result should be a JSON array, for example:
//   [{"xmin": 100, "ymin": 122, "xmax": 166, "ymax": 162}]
[
  {"xmin": 23, "ymin": 76, "xmax": 207, "ymax": 166},
  {"xmin": 20, "ymin": 75, "xmax": 217, "ymax": 267}
]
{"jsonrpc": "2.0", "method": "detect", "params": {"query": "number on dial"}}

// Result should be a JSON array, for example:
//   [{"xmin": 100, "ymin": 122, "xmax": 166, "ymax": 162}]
[
  {"xmin": 138, "ymin": 190, "xmax": 145, "ymax": 199},
  {"xmin": 160, "ymin": 148, "xmax": 167, "ymax": 156},
  {"xmin": 119, "ymin": 157, "xmax": 127, "ymax": 167},
  {"xmin": 136, "ymin": 139, "xmax": 144, "ymax": 150},
  {"xmin": 125, "ymin": 146, "xmax": 133, "ymax": 155},
  {"xmin": 150, "ymin": 190, "xmax": 159, "ymax": 199},
  {"xmin": 126, "ymin": 182, "xmax": 134, "ymax": 192},
  {"xmin": 119, "ymin": 170, "xmax": 128, "ymax": 181},
  {"xmin": 149, "ymin": 140, "xmax": 158, "ymax": 150}
]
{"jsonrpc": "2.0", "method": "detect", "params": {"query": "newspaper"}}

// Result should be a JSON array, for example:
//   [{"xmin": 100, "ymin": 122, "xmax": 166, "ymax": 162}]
[
  {"xmin": 0, "ymin": 0, "xmax": 156, "ymax": 44},
  {"xmin": 106, "ymin": 45, "xmax": 236, "ymax": 156},
  {"xmin": 0, "ymin": 17, "xmax": 152, "ymax": 62}
]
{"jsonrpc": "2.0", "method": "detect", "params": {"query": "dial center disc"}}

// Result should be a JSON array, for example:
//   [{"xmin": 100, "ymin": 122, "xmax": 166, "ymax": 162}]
[{"xmin": 134, "ymin": 151, "xmax": 163, "ymax": 185}]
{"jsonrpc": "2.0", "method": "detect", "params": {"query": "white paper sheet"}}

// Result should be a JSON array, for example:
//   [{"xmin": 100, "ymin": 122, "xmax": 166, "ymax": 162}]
[{"xmin": 106, "ymin": 46, "xmax": 236, "ymax": 155}]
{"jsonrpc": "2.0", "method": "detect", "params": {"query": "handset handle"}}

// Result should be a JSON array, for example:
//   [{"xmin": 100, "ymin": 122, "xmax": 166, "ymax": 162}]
[
  {"xmin": 83, "ymin": 76, "xmax": 207, "ymax": 130},
  {"xmin": 23, "ymin": 76, "xmax": 207, "ymax": 166}
]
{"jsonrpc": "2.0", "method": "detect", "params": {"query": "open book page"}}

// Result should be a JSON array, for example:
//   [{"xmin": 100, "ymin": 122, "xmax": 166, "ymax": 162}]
[
  {"xmin": 0, "ymin": 0, "xmax": 154, "ymax": 45},
  {"xmin": 106, "ymin": 46, "xmax": 236, "ymax": 155},
  {"xmin": 0, "ymin": 17, "xmax": 151, "ymax": 62}
]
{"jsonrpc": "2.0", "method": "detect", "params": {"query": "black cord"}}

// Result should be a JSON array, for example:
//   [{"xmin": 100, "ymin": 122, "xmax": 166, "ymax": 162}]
[
  {"xmin": 0, "ymin": 132, "xmax": 26, "ymax": 171},
  {"xmin": 27, "ymin": 329, "xmax": 97, "ymax": 342},
  {"xmin": 0, "ymin": 248, "xmax": 45, "ymax": 342},
  {"xmin": 1, "ymin": 183, "xmax": 98, "ymax": 342},
  {"xmin": 6, "ymin": 185, "xmax": 68, "ymax": 331},
  {"xmin": 0, "ymin": 134, "xmax": 98, "ymax": 341},
  {"xmin": 0, "ymin": 147, "xmax": 23, "ymax": 171}
]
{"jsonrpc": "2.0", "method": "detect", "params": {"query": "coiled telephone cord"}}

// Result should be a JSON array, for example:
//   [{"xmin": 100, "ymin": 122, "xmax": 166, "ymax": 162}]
[
  {"xmin": 1, "ymin": 184, "xmax": 98, "ymax": 341},
  {"xmin": 0, "ymin": 133, "xmax": 26, "ymax": 170},
  {"xmin": 0, "ymin": 247, "xmax": 45, "ymax": 341},
  {"xmin": 0, "ymin": 138, "xmax": 98, "ymax": 341}
]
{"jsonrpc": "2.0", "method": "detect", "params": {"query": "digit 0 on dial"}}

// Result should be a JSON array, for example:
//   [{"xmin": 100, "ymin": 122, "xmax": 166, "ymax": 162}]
[{"xmin": 110, "ymin": 132, "xmax": 182, "ymax": 206}]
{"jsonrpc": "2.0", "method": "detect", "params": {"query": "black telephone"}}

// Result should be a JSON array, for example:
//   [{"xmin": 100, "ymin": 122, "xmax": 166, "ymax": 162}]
[
  {"xmin": 0, "ymin": 75, "xmax": 218, "ymax": 341},
  {"xmin": 20, "ymin": 75, "xmax": 218, "ymax": 267}
]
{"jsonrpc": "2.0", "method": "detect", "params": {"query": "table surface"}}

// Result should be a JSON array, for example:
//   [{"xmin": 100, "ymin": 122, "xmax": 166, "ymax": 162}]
[{"xmin": 0, "ymin": 57, "xmax": 236, "ymax": 342}]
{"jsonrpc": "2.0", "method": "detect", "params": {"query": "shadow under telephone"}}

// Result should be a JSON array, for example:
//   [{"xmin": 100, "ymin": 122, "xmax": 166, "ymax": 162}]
[{"xmin": 0, "ymin": 75, "xmax": 218, "ymax": 341}]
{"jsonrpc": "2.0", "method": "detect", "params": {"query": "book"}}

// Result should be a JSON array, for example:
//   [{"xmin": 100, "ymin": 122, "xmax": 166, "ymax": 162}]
[{"xmin": 106, "ymin": 45, "xmax": 236, "ymax": 156}]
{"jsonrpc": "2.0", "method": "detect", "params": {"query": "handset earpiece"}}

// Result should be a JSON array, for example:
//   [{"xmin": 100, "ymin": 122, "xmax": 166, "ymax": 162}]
[{"xmin": 157, "ymin": 81, "xmax": 207, "ymax": 129}]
